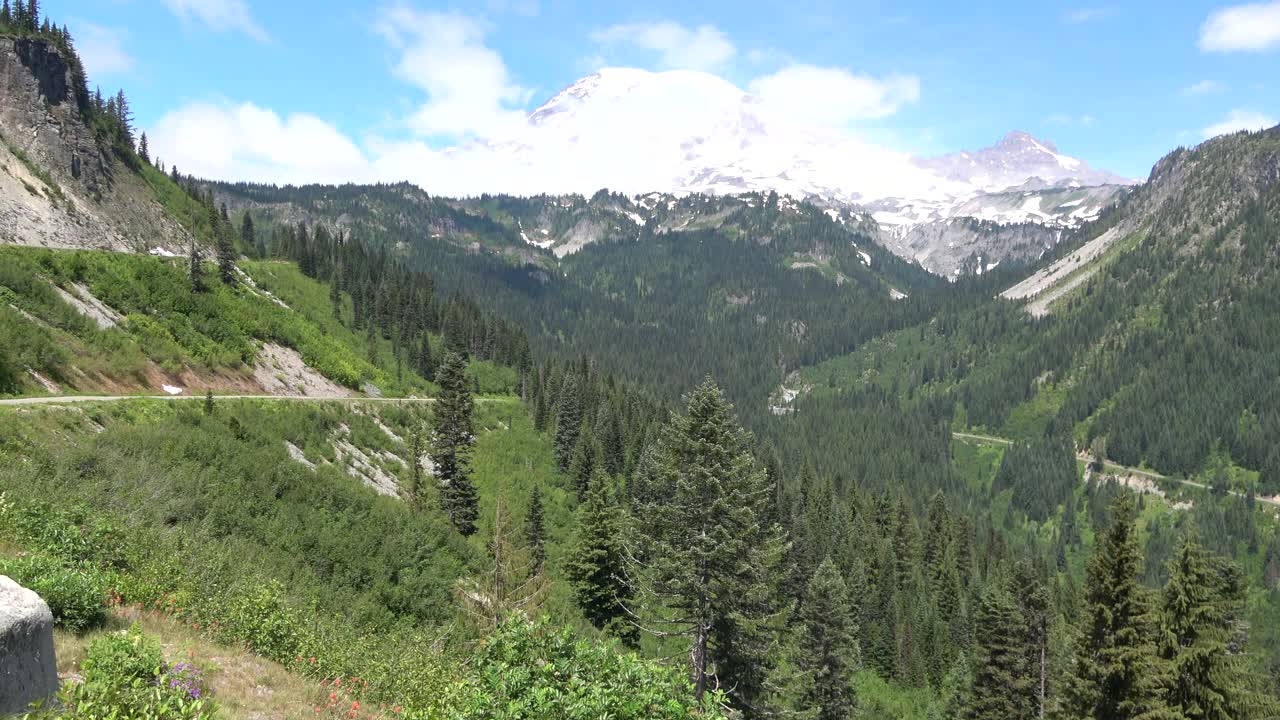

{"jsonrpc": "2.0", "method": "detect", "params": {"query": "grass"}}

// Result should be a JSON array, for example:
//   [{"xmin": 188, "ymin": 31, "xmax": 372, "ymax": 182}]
[
  {"xmin": 52, "ymin": 608, "xmax": 321, "ymax": 720},
  {"xmin": 0, "ymin": 247, "xmax": 515, "ymax": 398}
]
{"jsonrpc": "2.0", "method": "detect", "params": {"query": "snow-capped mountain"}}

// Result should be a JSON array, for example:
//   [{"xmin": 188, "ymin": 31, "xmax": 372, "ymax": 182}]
[
  {"xmin": 920, "ymin": 131, "xmax": 1130, "ymax": 191},
  {"xmin": 438, "ymin": 68, "xmax": 1136, "ymax": 275}
]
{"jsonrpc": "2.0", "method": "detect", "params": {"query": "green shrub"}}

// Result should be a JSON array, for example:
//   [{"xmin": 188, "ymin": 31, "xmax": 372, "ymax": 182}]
[
  {"xmin": 26, "ymin": 627, "xmax": 217, "ymax": 719},
  {"xmin": 82, "ymin": 626, "xmax": 166, "ymax": 687},
  {"xmin": 426, "ymin": 618, "xmax": 727, "ymax": 720},
  {"xmin": 218, "ymin": 580, "xmax": 301, "ymax": 662},
  {"xmin": 0, "ymin": 554, "xmax": 106, "ymax": 632}
]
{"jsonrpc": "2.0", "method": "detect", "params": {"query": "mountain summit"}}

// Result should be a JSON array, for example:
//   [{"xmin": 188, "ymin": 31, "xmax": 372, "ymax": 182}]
[{"xmin": 920, "ymin": 131, "xmax": 1132, "ymax": 191}]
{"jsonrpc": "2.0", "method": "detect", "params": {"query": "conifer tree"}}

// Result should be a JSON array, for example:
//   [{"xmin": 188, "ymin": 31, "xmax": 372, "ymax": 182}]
[
  {"xmin": 963, "ymin": 577, "xmax": 1033, "ymax": 720},
  {"xmin": 431, "ymin": 352, "xmax": 478, "ymax": 536},
  {"xmin": 1063, "ymin": 495, "xmax": 1178, "ymax": 720},
  {"xmin": 1160, "ymin": 534, "xmax": 1253, "ymax": 720},
  {"xmin": 524, "ymin": 485, "xmax": 546, "ymax": 573},
  {"xmin": 628, "ymin": 379, "xmax": 784, "ymax": 714},
  {"xmin": 417, "ymin": 333, "xmax": 434, "ymax": 381},
  {"xmin": 407, "ymin": 422, "xmax": 427, "ymax": 507},
  {"xmin": 554, "ymin": 374, "xmax": 582, "ymax": 472},
  {"xmin": 188, "ymin": 237, "xmax": 205, "ymax": 293},
  {"xmin": 240, "ymin": 212, "xmax": 260, "ymax": 258},
  {"xmin": 569, "ymin": 424, "xmax": 598, "ymax": 499},
  {"xmin": 217, "ymin": 231, "xmax": 236, "ymax": 285},
  {"xmin": 796, "ymin": 558, "xmax": 859, "ymax": 720},
  {"xmin": 137, "ymin": 132, "xmax": 149, "ymax": 163},
  {"xmin": 1, "ymin": 1, "xmax": 11, "ymax": 27},
  {"xmin": 567, "ymin": 469, "xmax": 636, "ymax": 645},
  {"xmin": 1013, "ymin": 561, "xmax": 1052, "ymax": 720},
  {"xmin": 25, "ymin": 0, "xmax": 35, "ymax": 31},
  {"xmin": 922, "ymin": 491, "xmax": 950, "ymax": 585}
]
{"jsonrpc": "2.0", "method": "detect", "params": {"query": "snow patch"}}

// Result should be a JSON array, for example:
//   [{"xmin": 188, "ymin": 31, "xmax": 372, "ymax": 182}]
[{"xmin": 162, "ymin": 384, "xmax": 184, "ymax": 395}]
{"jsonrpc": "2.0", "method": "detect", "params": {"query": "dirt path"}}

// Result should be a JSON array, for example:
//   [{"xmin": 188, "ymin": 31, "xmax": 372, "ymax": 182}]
[{"xmin": 951, "ymin": 430, "xmax": 1280, "ymax": 509}]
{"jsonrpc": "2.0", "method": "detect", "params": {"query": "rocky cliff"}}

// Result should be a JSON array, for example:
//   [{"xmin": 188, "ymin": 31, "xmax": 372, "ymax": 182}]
[{"xmin": 0, "ymin": 35, "xmax": 187, "ymax": 252}]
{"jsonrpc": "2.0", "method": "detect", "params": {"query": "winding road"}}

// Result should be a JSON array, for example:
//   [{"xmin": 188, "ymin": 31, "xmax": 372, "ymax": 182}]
[{"xmin": 951, "ymin": 430, "xmax": 1280, "ymax": 509}]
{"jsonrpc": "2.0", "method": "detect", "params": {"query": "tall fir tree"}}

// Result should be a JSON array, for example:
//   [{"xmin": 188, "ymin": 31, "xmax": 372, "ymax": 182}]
[
  {"xmin": 137, "ymin": 132, "xmax": 149, "ymax": 163},
  {"xmin": 1160, "ymin": 534, "xmax": 1256, "ymax": 720},
  {"xmin": 1063, "ymin": 495, "xmax": 1179, "ymax": 720},
  {"xmin": 524, "ymin": 485, "xmax": 546, "ymax": 574},
  {"xmin": 569, "ymin": 424, "xmax": 599, "ymax": 500},
  {"xmin": 431, "ymin": 352, "xmax": 478, "ymax": 536},
  {"xmin": 188, "ymin": 237, "xmax": 205, "ymax": 293},
  {"xmin": 216, "ymin": 230, "xmax": 236, "ymax": 285},
  {"xmin": 1010, "ymin": 561, "xmax": 1052, "ymax": 720},
  {"xmin": 628, "ymin": 379, "xmax": 784, "ymax": 716},
  {"xmin": 554, "ymin": 374, "xmax": 583, "ymax": 472},
  {"xmin": 963, "ymin": 575, "xmax": 1034, "ymax": 720},
  {"xmin": 566, "ymin": 469, "xmax": 636, "ymax": 646},
  {"xmin": 796, "ymin": 557, "xmax": 859, "ymax": 720}
]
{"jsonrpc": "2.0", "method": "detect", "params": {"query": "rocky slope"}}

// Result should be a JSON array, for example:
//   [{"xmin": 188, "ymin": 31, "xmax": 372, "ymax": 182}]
[{"xmin": 0, "ymin": 35, "xmax": 186, "ymax": 252}]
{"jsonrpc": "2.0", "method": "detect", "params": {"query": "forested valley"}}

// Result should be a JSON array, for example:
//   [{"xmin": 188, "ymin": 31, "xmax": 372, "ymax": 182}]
[{"xmin": 3, "ymin": 5, "xmax": 1280, "ymax": 719}]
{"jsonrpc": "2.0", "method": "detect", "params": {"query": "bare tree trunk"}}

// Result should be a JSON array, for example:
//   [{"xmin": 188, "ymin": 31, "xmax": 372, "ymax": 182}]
[{"xmin": 692, "ymin": 621, "xmax": 708, "ymax": 704}]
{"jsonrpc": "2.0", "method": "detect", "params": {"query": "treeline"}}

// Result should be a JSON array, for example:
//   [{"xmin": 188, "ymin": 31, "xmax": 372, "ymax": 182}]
[{"xmin": 264, "ymin": 219, "xmax": 534, "ymax": 380}]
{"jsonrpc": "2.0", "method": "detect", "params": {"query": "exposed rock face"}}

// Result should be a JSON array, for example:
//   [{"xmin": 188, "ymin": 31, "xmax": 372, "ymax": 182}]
[
  {"xmin": 878, "ymin": 218, "xmax": 1062, "ymax": 277},
  {"xmin": 0, "ymin": 35, "xmax": 188, "ymax": 252},
  {"xmin": 0, "ymin": 575, "xmax": 58, "ymax": 714}
]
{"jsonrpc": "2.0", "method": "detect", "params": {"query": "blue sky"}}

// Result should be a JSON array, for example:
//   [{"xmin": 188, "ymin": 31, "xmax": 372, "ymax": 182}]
[{"xmin": 54, "ymin": 0, "xmax": 1279, "ymax": 189}]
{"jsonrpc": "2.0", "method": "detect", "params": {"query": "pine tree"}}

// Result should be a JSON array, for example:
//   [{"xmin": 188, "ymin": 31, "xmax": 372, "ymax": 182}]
[
  {"xmin": 1013, "ymin": 561, "xmax": 1052, "ymax": 720},
  {"xmin": 1, "ymin": 1, "xmax": 11, "ymax": 27},
  {"xmin": 188, "ymin": 238, "xmax": 205, "ymax": 293},
  {"xmin": 240, "ymin": 212, "xmax": 260, "ymax": 257},
  {"xmin": 569, "ymin": 424, "xmax": 598, "ymax": 500},
  {"xmin": 414, "ymin": 333, "xmax": 432, "ymax": 380},
  {"xmin": 963, "ymin": 576, "xmax": 1033, "ymax": 720},
  {"xmin": 1160, "ymin": 534, "xmax": 1254, "ymax": 720},
  {"xmin": 407, "ymin": 425, "xmax": 424, "ymax": 508},
  {"xmin": 922, "ymin": 491, "xmax": 950, "ymax": 585},
  {"xmin": 216, "ymin": 231, "xmax": 236, "ymax": 285},
  {"xmin": 567, "ymin": 469, "xmax": 636, "ymax": 645},
  {"xmin": 137, "ymin": 132, "xmax": 150, "ymax": 163},
  {"xmin": 25, "ymin": 0, "xmax": 35, "ymax": 31},
  {"xmin": 554, "ymin": 374, "xmax": 582, "ymax": 472},
  {"xmin": 524, "ymin": 485, "xmax": 546, "ymax": 573},
  {"xmin": 796, "ymin": 558, "xmax": 858, "ymax": 720},
  {"xmin": 598, "ymin": 403, "xmax": 626, "ymax": 477},
  {"xmin": 628, "ymin": 379, "xmax": 784, "ymax": 714},
  {"xmin": 432, "ymin": 352, "xmax": 478, "ymax": 536},
  {"xmin": 203, "ymin": 390, "xmax": 214, "ymax": 416},
  {"xmin": 1063, "ymin": 495, "xmax": 1178, "ymax": 720}
]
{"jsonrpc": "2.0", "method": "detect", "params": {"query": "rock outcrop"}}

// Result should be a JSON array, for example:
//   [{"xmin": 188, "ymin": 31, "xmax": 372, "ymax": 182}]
[
  {"xmin": 0, "ymin": 575, "xmax": 58, "ymax": 714},
  {"xmin": 0, "ymin": 34, "xmax": 188, "ymax": 253}
]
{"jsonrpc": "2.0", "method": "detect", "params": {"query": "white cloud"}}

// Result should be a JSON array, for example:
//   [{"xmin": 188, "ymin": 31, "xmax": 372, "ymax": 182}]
[
  {"xmin": 149, "ymin": 102, "xmax": 374, "ymax": 184},
  {"xmin": 748, "ymin": 65, "xmax": 920, "ymax": 125},
  {"xmin": 161, "ymin": 0, "xmax": 268, "ymax": 42},
  {"xmin": 1201, "ymin": 109, "xmax": 1277, "ymax": 138},
  {"xmin": 74, "ymin": 22, "xmax": 134, "ymax": 77},
  {"xmin": 1047, "ymin": 113, "xmax": 1096, "ymax": 125},
  {"xmin": 1199, "ymin": 1, "xmax": 1280, "ymax": 52},
  {"xmin": 1064, "ymin": 8, "xmax": 1114, "ymax": 24},
  {"xmin": 590, "ymin": 21, "xmax": 736, "ymax": 71},
  {"xmin": 375, "ymin": 7, "xmax": 530, "ymax": 138},
  {"xmin": 1182, "ymin": 79, "xmax": 1226, "ymax": 95}
]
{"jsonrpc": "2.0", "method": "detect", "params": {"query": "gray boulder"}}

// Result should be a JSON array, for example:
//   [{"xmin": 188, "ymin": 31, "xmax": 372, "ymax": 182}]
[{"xmin": 0, "ymin": 575, "xmax": 58, "ymax": 714}]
